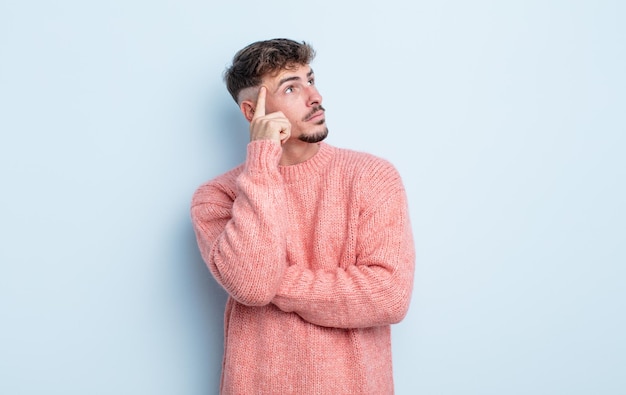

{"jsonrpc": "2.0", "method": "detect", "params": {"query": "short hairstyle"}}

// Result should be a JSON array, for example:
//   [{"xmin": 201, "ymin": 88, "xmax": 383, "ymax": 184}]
[{"xmin": 224, "ymin": 38, "xmax": 316, "ymax": 103}]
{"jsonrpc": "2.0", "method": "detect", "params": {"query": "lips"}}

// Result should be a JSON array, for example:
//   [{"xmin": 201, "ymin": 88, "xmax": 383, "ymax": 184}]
[
  {"xmin": 307, "ymin": 111, "xmax": 324, "ymax": 121},
  {"xmin": 304, "ymin": 106, "xmax": 326, "ymax": 121}
]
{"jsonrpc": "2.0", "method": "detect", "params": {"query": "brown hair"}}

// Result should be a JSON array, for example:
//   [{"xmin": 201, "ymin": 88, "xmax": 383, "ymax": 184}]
[{"xmin": 224, "ymin": 38, "xmax": 316, "ymax": 103}]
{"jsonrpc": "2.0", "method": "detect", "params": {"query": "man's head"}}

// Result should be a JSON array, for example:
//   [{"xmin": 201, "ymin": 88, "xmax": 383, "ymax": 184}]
[
  {"xmin": 224, "ymin": 38, "xmax": 327, "ymax": 146},
  {"xmin": 224, "ymin": 38, "xmax": 316, "ymax": 104}
]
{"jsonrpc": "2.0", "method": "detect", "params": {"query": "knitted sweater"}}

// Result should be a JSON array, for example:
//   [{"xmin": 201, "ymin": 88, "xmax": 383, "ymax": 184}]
[{"xmin": 191, "ymin": 140, "xmax": 415, "ymax": 394}]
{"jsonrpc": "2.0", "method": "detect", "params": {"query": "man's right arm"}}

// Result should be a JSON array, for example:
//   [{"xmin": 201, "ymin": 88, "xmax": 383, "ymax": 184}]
[{"xmin": 191, "ymin": 141, "xmax": 288, "ymax": 306}]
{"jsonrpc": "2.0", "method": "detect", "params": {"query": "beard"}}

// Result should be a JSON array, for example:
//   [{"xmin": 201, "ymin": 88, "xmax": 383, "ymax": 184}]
[
  {"xmin": 298, "ymin": 125, "xmax": 329, "ymax": 143},
  {"xmin": 299, "ymin": 105, "xmax": 328, "ymax": 143}
]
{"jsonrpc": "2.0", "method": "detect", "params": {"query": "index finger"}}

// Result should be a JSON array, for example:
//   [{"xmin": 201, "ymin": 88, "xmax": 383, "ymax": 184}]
[{"xmin": 253, "ymin": 86, "xmax": 266, "ymax": 119}]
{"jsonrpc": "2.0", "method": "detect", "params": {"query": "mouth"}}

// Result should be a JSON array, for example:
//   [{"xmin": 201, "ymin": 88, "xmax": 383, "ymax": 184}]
[{"xmin": 304, "ymin": 106, "xmax": 325, "ymax": 122}]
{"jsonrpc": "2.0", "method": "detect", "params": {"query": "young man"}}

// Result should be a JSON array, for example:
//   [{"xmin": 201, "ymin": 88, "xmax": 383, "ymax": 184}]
[{"xmin": 191, "ymin": 38, "xmax": 415, "ymax": 394}]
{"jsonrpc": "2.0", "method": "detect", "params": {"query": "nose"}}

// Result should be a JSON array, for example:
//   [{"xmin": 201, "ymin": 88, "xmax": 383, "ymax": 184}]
[{"xmin": 307, "ymin": 86, "xmax": 322, "ymax": 107}]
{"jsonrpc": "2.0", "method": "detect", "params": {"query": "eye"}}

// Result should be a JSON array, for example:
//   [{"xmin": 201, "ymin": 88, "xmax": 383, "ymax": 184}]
[
  {"xmin": 284, "ymin": 86, "xmax": 294, "ymax": 94},
  {"xmin": 307, "ymin": 78, "xmax": 315, "ymax": 86}
]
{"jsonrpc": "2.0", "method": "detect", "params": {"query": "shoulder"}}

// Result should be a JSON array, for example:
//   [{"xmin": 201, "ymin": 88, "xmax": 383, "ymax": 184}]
[
  {"xmin": 328, "ymin": 145, "xmax": 407, "ymax": 210},
  {"xmin": 191, "ymin": 164, "xmax": 244, "ymax": 208},
  {"xmin": 331, "ymin": 145, "xmax": 402, "ymax": 184}
]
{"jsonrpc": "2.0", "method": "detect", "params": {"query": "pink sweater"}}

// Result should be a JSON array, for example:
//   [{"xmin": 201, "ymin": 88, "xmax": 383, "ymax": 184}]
[{"xmin": 191, "ymin": 141, "xmax": 415, "ymax": 394}]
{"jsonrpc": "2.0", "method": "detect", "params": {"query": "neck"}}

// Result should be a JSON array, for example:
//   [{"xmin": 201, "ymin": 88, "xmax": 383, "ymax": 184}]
[{"xmin": 279, "ymin": 141, "xmax": 321, "ymax": 166}]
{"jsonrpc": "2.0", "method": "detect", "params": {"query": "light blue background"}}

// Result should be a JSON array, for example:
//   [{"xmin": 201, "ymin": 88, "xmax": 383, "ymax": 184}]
[{"xmin": 1, "ymin": 1, "xmax": 624, "ymax": 394}]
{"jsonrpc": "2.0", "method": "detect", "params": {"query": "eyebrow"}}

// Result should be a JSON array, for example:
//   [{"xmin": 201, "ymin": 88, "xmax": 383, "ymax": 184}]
[{"xmin": 277, "ymin": 68, "xmax": 314, "ymax": 87}]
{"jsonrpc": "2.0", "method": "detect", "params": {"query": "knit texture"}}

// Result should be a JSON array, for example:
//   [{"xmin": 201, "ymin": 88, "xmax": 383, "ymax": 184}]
[{"xmin": 191, "ymin": 141, "xmax": 415, "ymax": 394}]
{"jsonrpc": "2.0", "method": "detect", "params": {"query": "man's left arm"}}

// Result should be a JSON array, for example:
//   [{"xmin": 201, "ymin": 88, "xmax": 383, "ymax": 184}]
[{"xmin": 271, "ymin": 182, "xmax": 415, "ymax": 329}]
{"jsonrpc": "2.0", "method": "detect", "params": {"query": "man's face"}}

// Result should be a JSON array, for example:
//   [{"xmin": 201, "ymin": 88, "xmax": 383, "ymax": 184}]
[{"xmin": 259, "ymin": 64, "xmax": 327, "ymax": 143}]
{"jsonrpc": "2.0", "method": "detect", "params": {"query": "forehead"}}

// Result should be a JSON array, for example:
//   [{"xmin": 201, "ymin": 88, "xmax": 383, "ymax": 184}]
[{"xmin": 262, "ymin": 64, "xmax": 312, "ymax": 86}]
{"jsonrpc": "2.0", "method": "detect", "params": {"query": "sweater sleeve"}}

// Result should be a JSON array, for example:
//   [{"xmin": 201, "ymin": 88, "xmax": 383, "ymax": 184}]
[
  {"xmin": 190, "ymin": 140, "xmax": 288, "ymax": 306},
  {"xmin": 271, "ymin": 166, "xmax": 415, "ymax": 329}
]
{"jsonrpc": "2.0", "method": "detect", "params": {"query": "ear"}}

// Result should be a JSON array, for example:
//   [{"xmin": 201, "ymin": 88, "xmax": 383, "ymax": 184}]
[{"xmin": 240, "ymin": 100, "xmax": 255, "ymax": 122}]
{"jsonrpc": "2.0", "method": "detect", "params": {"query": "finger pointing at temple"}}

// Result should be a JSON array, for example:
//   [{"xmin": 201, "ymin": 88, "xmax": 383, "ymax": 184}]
[
  {"xmin": 253, "ymin": 86, "xmax": 266, "ymax": 119},
  {"xmin": 249, "ymin": 86, "xmax": 291, "ymax": 143}
]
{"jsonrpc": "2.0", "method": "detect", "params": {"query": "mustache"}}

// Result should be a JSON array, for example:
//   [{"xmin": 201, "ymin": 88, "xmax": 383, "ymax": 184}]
[{"xmin": 303, "ymin": 105, "xmax": 326, "ymax": 121}]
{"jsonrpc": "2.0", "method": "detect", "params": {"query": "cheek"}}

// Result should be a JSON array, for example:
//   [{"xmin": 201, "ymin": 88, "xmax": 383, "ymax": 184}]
[
  {"xmin": 270, "ymin": 99, "xmax": 296, "ymax": 118},
  {"xmin": 266, "ymin": 94, "xmax": 301, "ymax": 120},
  {"xmin": 267, "ymin": 101, "xmax": 288, "ymax": 116}
]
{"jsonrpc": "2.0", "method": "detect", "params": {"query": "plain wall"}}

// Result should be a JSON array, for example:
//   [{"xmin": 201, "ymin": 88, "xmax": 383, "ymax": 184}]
[{"xmin": 1, "ymin": 0, "xmax": 624, "ymax": 394}]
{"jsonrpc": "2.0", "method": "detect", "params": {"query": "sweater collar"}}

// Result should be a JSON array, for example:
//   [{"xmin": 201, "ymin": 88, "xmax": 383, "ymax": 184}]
[{"xmin": 278, "ymin": 142, "xmax": 334, "ymax": 183}]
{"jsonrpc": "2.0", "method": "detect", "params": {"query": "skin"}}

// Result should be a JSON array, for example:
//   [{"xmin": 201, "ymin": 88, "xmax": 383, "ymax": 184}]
[{"xmin": 238, "ymin": 64, "xmax": 327, "ymax": 166}]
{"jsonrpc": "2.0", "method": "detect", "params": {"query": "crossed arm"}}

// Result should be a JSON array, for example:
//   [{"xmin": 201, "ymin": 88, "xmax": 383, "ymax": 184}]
[{"xmin": 191, "ymin": 142, "xmax": 415, "ymax": 329}]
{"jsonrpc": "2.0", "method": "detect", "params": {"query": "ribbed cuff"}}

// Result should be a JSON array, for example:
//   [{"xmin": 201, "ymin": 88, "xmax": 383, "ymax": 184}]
[{"xmin": 245, "ymin": 140, "xmax": 282, "ymax": 175}]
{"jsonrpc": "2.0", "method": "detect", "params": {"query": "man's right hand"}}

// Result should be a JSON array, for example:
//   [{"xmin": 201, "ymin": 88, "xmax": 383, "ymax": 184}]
[{"xmin": 249, "ymin": 86, "xmax": 291, "ymax": 144}]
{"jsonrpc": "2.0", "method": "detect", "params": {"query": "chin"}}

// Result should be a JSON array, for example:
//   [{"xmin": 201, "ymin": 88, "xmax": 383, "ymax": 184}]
[{"xmin": 298, "ymin": 128, "xmax": 329, "ymax": 143}]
